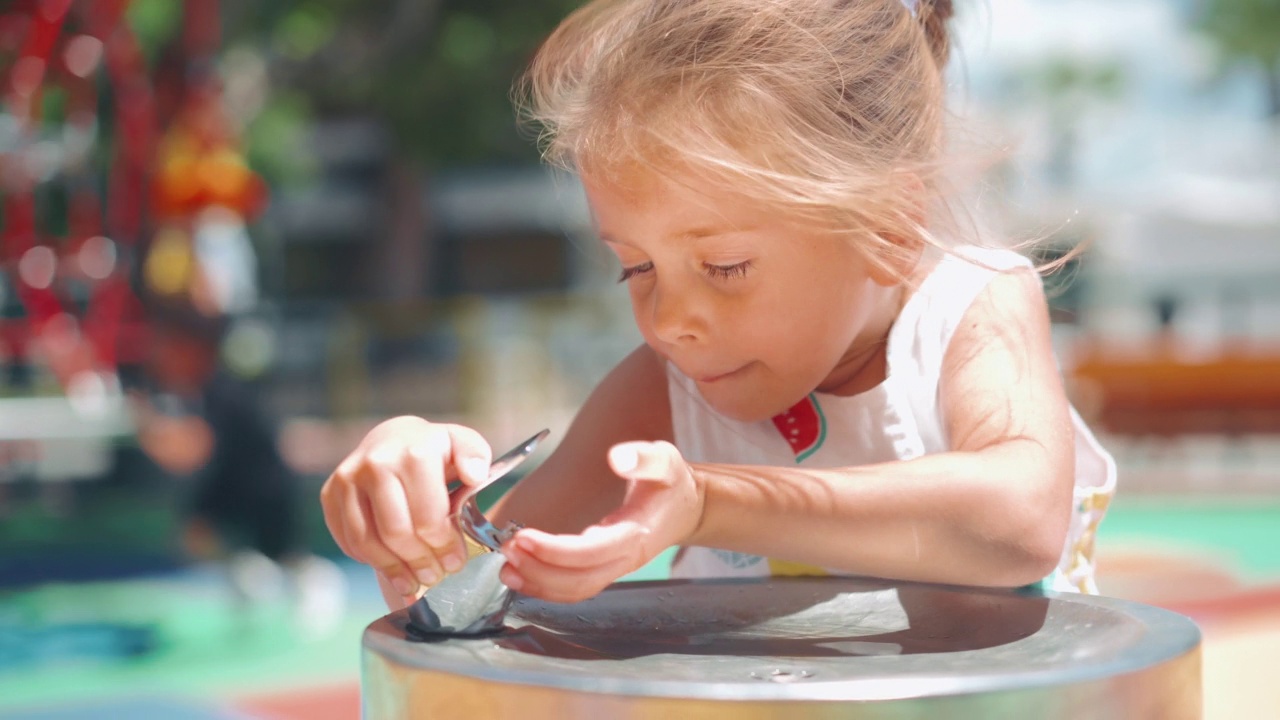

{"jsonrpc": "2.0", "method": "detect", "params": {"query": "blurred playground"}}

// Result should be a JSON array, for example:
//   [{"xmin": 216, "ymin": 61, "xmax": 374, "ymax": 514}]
[{"xmin": 2, "ymin": 0, "xmax": 1280, "ymax": 718}]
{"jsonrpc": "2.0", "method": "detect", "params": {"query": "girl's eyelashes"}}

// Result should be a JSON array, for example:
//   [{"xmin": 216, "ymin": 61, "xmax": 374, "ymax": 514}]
[
  {"xmin": 616, "ymin": 260, "xmax": 754, "ymax": 283},
  {"xmin": 704, "ymin": 260, "xmax": 752, "ymax": 280},
  {"xmin": 617, "ymin": 261, "xmax": 654, "ymax": 283}
]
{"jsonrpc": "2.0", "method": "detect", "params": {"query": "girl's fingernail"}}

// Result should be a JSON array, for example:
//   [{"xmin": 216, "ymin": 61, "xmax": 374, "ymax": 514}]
[
  {"xmin": 461, "ymin": 458, "xmax": 489, "ymax": 483},
  {"xmin": 516, "ymin": 535, "xmax": 536, "ymax": 552},
  {"xmin": 502, "ymin": 548, "xmax": 521, "ymax": 567},
  {"xmin": 391, "ymin": 576, "xmax": 416, "ymax": 596},
  {"xmin": 415, "ymin": 568, "xmax": 439, "ymax": 586},
  {"xmin": 609, "ymin": 444, "xmax": 639, "ymax": 473}
]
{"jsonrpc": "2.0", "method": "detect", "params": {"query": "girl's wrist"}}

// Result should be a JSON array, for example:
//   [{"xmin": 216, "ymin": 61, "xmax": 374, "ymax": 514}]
[{"xmin": 685, "ymin": 462, "xmax": 712, "ymax": 546}]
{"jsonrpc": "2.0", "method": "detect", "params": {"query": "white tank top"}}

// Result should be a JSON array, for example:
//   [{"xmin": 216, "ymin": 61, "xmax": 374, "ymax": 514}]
[{"xmin": 667, "ymin": 247, "xmax": 1117, "ymax": 593}]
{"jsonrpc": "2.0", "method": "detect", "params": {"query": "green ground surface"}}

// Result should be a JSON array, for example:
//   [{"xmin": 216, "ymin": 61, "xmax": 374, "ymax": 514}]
[
  {"xmin": 1, "ymin": 496, "xmax": 1278, "ymax": 713},
  {"xmin": 0, "ymin": 583, "xmax": 372, "ymax": 710},
  {"xmin": 1096, "ymin": 496, "xmax": 1280, "ymax": 581}
]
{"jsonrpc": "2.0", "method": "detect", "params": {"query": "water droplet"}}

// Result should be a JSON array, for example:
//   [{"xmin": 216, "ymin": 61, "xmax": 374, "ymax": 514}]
[{"xmin": 750, "ymin": 668, "xmax": 814, "ymax": 683}]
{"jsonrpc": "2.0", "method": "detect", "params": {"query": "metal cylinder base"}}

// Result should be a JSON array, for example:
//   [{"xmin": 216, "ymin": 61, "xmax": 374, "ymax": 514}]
[{"xmin": 362, "ymin": 577, "xmax": 1201, "ymax": 719}]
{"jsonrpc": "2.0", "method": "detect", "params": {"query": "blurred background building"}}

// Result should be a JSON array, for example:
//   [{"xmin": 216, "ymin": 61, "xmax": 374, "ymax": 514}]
[{"xmin": 0, "ymin": 0, "xmax": 1277, "ymax": 718}]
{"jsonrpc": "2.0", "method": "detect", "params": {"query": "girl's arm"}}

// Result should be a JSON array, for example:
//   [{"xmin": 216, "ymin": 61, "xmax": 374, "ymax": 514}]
[
  {"xmin": 490, "ymin": 344, "xmax": 674, "ymax": 534},
  {"xmin": 508, "ymin": 268, "xmax": 1075, "ymax": 599},
  {"xmin": 689, "ymin": 267, "xmax": 1075, "ymax": 587}
]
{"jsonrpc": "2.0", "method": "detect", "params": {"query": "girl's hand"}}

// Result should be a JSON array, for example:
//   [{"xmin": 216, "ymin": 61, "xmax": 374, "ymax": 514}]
[
  {"xmin": 320, "ymin": 416, "xmax": 492, "ymax": 607},
  {"xmin": 499, "ymin": 441, "xmax": 703, "ymax": 603}
]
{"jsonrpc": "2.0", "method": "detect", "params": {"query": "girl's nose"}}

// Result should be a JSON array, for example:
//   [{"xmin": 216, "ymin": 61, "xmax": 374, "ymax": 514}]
[{"xmin": 648, "ymin": 279, "xmax": 702, "ymax": 345}]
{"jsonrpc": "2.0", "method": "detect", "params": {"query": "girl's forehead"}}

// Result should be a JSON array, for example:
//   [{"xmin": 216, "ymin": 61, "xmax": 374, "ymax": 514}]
[
  {"xmin": 582, "ymin": 164, "xmax": 751, "ymax": 216},
  {"xmin": 584, "ymin": 173, "xmax": 765, "ymax": 240},
  {"xmin": 583, "ymin": 169, "xmax": 843, "ymax": 246}
]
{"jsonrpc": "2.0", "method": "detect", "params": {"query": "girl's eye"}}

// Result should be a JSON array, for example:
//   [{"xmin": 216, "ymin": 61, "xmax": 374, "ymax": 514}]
[
  {"xmin": 617, "ymin": 261, "xmax": 654, "ymax": 283},
  {"xmin": 617, "ymin": 260, "xmax": 752, "ymax": 283},
  {"xmin": 704, "ymin": 260, "xmax": 752, "ymax": 280}
]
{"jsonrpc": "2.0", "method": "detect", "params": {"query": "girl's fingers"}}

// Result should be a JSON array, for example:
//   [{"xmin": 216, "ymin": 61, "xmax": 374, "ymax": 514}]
[
  {"xmin": 500, "ymin": 545, "xmax": 635, "ymax": 604},
  {"xmin": 319, "ymin": 417, "xmax": 502, "ymax": 598},
  {"xmin": 512, "ymin": 523, "xmax": 647, "ymax": 569},
  {"xmin": 514, "ymin": 481, "xmax": 667, "ymax": 568},
  {"xmin": 442, "ymin": 424, "xmax": 493, "ymax": 487},
  {"xmin": 323, "ymin": 464, "xmax": 438, "ymax": 595},
  {"xmin": 375, "ymin": 571, "xmax": 421, "ymax": 611},
  {"xmin": 608, "ymin": 441, "xmax": 682, "ymax": 484},
  {"xmin": 398, "ymin": 443, "xmax": 465, "ymax": 572},
  {"xmin": 321, "ymin": 493, "xmax": 358, "ymax": 562},
  {"xmin": 367, "ymin": 467, "xmax": 446, "ymax": 587},
  {"xmin": 347, "ymin": 483, "xmax": 426, "ymax": 595},
  {"xmin": 320, "ymin": 480, "xmax": 354, "ymax": 558},
  {"xmin": 333, "ymin": 480, "xmax": 379, "ymax": 565}
]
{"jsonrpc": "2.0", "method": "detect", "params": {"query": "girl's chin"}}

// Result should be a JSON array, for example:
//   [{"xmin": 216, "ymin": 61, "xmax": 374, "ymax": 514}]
[{"xmin": 699, "ymin": 391, "xmax": 786, "ymax": 424}]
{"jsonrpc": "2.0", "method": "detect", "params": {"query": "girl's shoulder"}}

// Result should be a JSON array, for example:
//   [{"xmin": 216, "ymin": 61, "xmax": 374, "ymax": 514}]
[
  {"xmin": 915, "ymin": 245, "xmax": 1035, "ymax": 307},
  {"xmin": 888, "ymin": 245, "xmax": 1040, "ymax": 374}
]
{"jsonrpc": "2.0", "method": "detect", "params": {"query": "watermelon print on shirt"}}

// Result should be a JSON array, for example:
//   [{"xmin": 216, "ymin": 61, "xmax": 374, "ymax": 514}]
[{"xmin": 772, "ymin": 394, "xmax": 827, "ymax": 462}]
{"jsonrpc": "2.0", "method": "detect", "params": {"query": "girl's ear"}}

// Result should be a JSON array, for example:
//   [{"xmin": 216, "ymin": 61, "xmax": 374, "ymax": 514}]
[
  {"xmin": 868, "ymin": 174, "xmax": 926, "ymax": 287},
  {"xmin": 868, "ymin": 233, "xmax": 923, "ymax": 286}
]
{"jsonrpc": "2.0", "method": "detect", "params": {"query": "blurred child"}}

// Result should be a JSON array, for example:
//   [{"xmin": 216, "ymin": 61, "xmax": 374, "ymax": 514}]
[
  {"xmin": 321, "ymin": 0, "xmax": 1115, "ymax": 610},
  {"xmin": 135, "ymin": 302, "xmax": 344, "ymax": 634}
]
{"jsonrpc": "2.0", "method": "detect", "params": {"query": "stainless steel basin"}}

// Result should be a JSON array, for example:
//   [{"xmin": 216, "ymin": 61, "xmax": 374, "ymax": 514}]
[{"xmin": 362, "ymin": 576, "xmax": 1201, "ymax": 718}]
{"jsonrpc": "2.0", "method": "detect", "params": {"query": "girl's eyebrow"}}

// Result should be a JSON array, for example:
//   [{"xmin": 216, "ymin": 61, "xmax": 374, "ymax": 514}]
[
  {"xmin": 676, "ymin": 225, "xmax": 752, "ymax": 240},
  {"xmin": 600, "ymin": 225, "xmax": 758, "ymax": 246}
]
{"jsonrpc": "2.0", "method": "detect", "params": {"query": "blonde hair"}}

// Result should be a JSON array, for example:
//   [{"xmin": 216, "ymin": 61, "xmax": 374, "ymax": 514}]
[{"xmin": 517, "ymin": 0, "xmax": 961, "ymax": 276}]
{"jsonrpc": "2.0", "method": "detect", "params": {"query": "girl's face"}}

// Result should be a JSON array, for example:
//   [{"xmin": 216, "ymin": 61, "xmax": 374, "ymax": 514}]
[{"xmin": 584, "ymin": 171, "xmax": 901, "ymax": 422}]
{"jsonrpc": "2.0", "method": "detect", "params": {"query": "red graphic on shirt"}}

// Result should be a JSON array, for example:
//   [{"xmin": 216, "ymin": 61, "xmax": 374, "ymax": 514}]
[{"xmin": 771, "ymin": 394, "xmax": 827, "ymax": 462}]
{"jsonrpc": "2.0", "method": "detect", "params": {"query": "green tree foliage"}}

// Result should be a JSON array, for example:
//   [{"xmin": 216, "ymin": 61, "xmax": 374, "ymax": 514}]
[
  {"xmin": 1199, "ymin": 0, "xmax": 1280, "ymax": 117},
  {"xmin": 222, "ymin": 0, "xmax": 585, "ymax": 168}
]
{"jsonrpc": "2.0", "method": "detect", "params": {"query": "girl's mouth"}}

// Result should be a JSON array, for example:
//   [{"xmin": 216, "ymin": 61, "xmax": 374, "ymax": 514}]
[{"xmin": 695, "ymin": 364, "xmax": 749, "ymax": 384}]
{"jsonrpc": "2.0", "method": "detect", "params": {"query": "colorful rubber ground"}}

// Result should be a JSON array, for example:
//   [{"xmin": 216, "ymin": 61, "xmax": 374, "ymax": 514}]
[{"xmin": 1, "ymin": 496, "xmax": 1277, "ymax": 719}]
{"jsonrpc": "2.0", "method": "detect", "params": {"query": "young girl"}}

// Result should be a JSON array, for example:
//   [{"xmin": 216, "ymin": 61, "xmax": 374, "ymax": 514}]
[{"xmin": 321, "ymin": 0, "xmax": 1115, "ymax": 610}]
